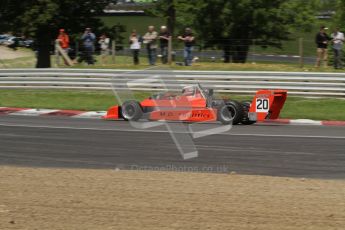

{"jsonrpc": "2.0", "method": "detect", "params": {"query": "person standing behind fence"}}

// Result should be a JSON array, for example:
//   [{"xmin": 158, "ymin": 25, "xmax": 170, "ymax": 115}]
[
  {"xmin": 99, "ymin": 33, "xmax": 110, "ymax": 65},
  {"xmin": 129, "ymin": 30, "xmax": 141, "ymax": 65},
  {"xmin": 315, "ymin": 26, "xmax": 331, "ymax": 68},
  {"xmin": 57, "ymin": 29, "xmax": 69, "ymax": 51},
  {"xmin": 178, "ymin": 28, "xmax": 195, "ymax": 66},
  {"xmin": 81, "ymin": 28, "xmax": 96, "ymax": 65},
  {"xmin": 56, "ymin": 29, "xmax": 70, "ymax": 65},
  {"xmin": 143, "ymin": 26, "xmax": 158, "ymax": 65},
  {"xmin": 331, "ymin": 27, "xmax": 344, "ymax": 69},
  {"xmin": 159, "ymin": 26, "xmax": 170, "ymax": 64}
]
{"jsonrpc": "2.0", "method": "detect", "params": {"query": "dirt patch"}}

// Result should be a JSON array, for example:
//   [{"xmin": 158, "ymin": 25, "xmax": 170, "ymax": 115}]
[
  {"xmin": 0, "ymin": 46, "xmax": 32, "ymax": 60},
  {"xmin": 0, "ymin": 166, "xmax": 344, "ymax": 230}
]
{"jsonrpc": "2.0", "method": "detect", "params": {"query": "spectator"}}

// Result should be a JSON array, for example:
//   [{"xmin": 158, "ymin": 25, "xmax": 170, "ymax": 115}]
[
  {"xmin": 143, "ymin": 26, "xmax": 158, "ymax": 65},
  {"xmin": 98, "ymin": 33, "xmax": 110, "ymax": 65},
  {"xmin": 56, "ymin": 29, "xmax": 70, "ymax": 65},
  {"xmin": 178, "ymin": 28, "xmax": 195, "ymax": 66},
  {"xmin": 57, "ymin": 28, "xmax": 69, "ymax": 52},
  {"xmin": 159, "ymin": 26, "xmax": 170, "ymax": 64},
  {"xmin": 129, "ymin": 29, "xmax": 141, "ymax": 65},
  {"xmin": 81, "ymin": 28, "xmax": 96, "ymax": 65},
  {"xmin": 331, "ymin": 27, "xmax": 344, "ymax": 69},
  {"xmin": 315, "ymin": 26, "xmax": 331, "ymax": 68}
]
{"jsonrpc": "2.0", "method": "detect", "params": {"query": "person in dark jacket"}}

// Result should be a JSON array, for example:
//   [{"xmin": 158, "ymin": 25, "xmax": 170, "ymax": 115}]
[
  {"xmin": 159, "ymin": 26, "xmax": 170, "ymax": 64},
  {"xmin": 315, "ymin": 26, "xmax": 331, "ymax": 67},
  {"xmin": 178, "ymin": 28, "xmax": 195, "ymax": 66},
  {"xmin": 81, "ymin": 28, "xmax": 96, "ymax": 65}
]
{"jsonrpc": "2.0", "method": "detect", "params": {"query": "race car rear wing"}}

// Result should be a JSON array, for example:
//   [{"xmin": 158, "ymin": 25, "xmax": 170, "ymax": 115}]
[{"xmin": 248, "ymin": 90, "xmax": 287, "ymax": 121}]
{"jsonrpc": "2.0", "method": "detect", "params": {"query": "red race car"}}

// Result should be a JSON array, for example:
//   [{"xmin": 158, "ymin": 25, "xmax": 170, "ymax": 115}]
[{"xmin": 104, "ymin": 84, "xmax": 287, "ymax": 125}]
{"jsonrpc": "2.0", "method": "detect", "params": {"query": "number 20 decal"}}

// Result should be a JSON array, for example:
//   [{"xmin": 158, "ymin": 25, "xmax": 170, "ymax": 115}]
[{"xmin": 256, "ymin": 98, "xmax": 269, "ymax": 112}]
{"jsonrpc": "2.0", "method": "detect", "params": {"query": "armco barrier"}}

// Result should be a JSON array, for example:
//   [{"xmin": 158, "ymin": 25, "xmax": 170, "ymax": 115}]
[{"xmin": 0, "ymin": 69, "xmax": 344, "ymax": 97}]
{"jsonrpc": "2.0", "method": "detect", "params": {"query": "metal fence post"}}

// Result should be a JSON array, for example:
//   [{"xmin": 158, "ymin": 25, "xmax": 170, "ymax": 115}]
[
  {"xmin": 252, "ymin": 39, "xmax": 256, "ymax": 64},
  {"xmin": 55, "ymin": 40, "xmax": 60, "ymax": 66},
  {"xmin": 75, "ymin": 41, "xmax": 79, "ymax": 61},
  {"xmin": 112, "ymin": 40, "xmax": 116, "ymax": 64},
  {"xmin": 299, "ymin": 38, "xmax": 304, "ymax": 68},
  {"xmin": 168, "ymin": 36, "xmax": 172, "ymax": 65}
]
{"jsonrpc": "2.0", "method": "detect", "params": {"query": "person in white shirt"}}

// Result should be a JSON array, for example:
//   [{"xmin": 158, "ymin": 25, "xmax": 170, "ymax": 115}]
[
  {"xmin": 331, "ymin": 27, "xmax": 344, "ymax": 69},
  {"xmin": 129, "ymin": 30, "xmax": 142, "ymax": 65},
  {"xmin": 143, "ymin": 26, "xmax": 158, "ymax": 65}
]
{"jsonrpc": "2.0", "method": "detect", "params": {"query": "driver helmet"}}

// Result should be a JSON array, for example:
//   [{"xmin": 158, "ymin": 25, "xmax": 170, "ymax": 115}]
[{"xmin": 182, "ymin": 86, "xmax": 195, "ymax": 96}]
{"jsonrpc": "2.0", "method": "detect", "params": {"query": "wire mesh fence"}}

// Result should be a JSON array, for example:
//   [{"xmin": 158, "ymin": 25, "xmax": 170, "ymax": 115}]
[
  {"xmin": 0, "ymin": 37, "xmax": 341, "ymax": 68},
  {"xmin": 65, "ymin": 38, "xmax": 321, "ymax": 66}
]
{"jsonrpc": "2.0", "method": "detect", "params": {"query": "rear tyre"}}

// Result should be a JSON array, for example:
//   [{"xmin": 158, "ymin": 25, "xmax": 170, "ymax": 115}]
[
  {"xmin": 217, "ymin": 100, "xmax": 243, "ymax": 125},
  {"xmin": 241, "ymin": 101, "xmax": 256, "ymax": 125},
  {"xmin": 121, "ymin": 100, "xmax": 143, "ymax": 121}
]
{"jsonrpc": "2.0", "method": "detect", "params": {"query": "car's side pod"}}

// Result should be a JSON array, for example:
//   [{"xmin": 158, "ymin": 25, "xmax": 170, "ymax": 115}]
[{"xmin": 248, "ymin": 90, "xmax": 287, "ymax": 122}]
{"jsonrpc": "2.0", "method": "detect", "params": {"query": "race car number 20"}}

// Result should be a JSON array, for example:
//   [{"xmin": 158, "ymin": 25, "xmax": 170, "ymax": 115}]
[{"xmin": 256, "ymin": 98, "xmax": 269, "ymax": 112}]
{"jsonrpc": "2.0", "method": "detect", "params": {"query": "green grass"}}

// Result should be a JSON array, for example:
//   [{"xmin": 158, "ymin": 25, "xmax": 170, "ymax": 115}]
[
  {"xmin": 2, "ymin": 53, "xmax": 345, "ymax": 72},
  {"xmin": 250, "ymin": 28, "xmax": 318, "ymax": 57},
  {"xmin": 279, "ymin": 97, "xmax": 345, "ymax": 121},
  {"xmin": 0, "ymin": 55, "xmax": 36, "ymax": 68},
  {"xmin": 0, "ymin": 90, "xmax": 115, "ymax": 111},
  {"xmin": 0, "ymin": 89, "xmax": 344, "ymax": 121},
  {"xmin": 71, "ymin": 55, "xmax": 344, "ymax": 72},
  {"xmin": 251, "ymin": 19, "xmax": 336, "ymax": 57}
]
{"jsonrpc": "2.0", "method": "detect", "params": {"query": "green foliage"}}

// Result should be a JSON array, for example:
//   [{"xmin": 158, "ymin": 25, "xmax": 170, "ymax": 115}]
[
  {"xmin": 100, "ymin": 15, "xmax": 164, "ymax": 42},
  {"xmin": 333, "ymin": 0, "xmax": 345, "ymax": 29},
  {"xmin": 194, "ymin": 0, "xmax": 318, "ymax": 62},
  {"xmin": 0, "ymin": 0, "xmax": 116, "ymax": 67},
  {"xmin": 317, "ymin": 0, "xmax": 338, "ymax": 10},
  {"xmin": 149, "ymin": 0, "xmax": 318, "ymax": 63},
  {"xmin": 0, "ymin": 0, "xmax": 110, "ymax": 36},
  {"xmin": 145, "ymin": 0, "xmax": 195, "ymax": 35}
]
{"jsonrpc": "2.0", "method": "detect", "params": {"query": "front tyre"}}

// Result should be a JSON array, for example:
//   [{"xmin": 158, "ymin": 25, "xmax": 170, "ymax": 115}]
[{"xmin": 121, "ymin": 100, "xmax": 143, "ymax": 121}]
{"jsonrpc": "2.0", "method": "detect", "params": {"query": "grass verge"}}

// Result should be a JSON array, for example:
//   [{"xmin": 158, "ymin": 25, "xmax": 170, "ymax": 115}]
[
  {"xmin": 64, "ymin": 55, "xmax": 345, "ymax": 72},
  {"xmin": 0, "ymin": 55, "xmax": 36, "ymax": 68},
  {"xmin": 2, "ymin": 51, "xmax": 345, "ymax": 72},
  {"xmin": 0, "ymin": 89, "xmax": 344, "ymax": 121}
]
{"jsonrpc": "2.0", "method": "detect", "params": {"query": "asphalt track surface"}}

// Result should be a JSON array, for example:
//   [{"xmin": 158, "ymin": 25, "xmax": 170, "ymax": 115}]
[{"xmin": 0, "ymin": 115, "xmax": 344, "ymax": 179}]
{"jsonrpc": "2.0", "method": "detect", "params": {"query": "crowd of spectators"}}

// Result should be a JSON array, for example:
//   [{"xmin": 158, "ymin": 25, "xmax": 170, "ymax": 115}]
[
  {"xmin": 56, "ymin": 25, "xmax": 195, "ymax": 66},
  {"xmin": 315, "ymin": 25, "xmax": 344, "ymax": 69},
  {"xmin": 56, "ymin": 27, "xmax": 110, "ymax": 66},
  {"xmin": 55, "ymin": 25, "xmax": 344, "ymax": 69},
  {"xmin": 131, "ymin": 25, "xmax": 195, "ymax": 66}
]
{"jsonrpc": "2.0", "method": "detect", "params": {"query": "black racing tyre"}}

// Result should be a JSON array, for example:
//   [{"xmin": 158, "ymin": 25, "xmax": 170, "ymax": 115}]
[
  {"xmin": 241, "ymin": 101, "xmax": 256, "ymax": 125},
  {"xmin": 217, "ymin": 100, "xmax": 244, "ymax": 125},
  {"xmin": 121, "ymin": 100, "xmax": 143, "ymax": 121}
]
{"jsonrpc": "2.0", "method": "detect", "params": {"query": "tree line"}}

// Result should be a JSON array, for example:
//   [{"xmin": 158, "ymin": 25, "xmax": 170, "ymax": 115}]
[{"xmin": 1, "ymin": 0, "xmax": 344, "ymax": 67}]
